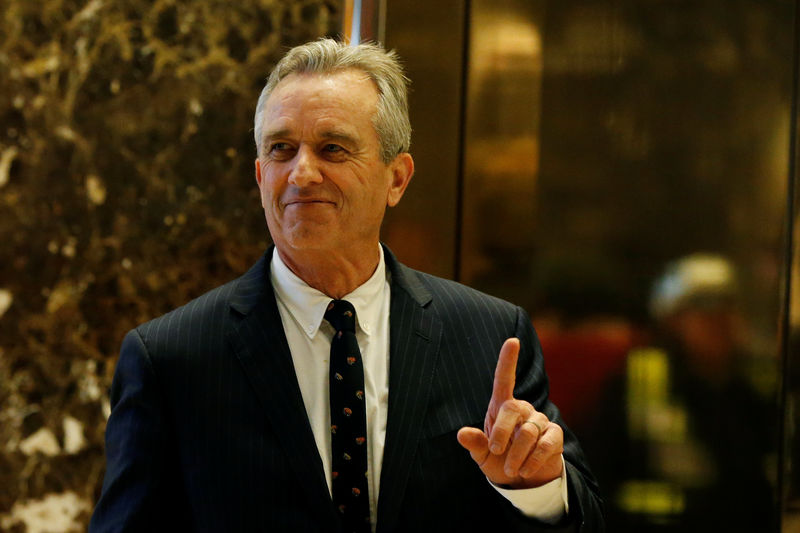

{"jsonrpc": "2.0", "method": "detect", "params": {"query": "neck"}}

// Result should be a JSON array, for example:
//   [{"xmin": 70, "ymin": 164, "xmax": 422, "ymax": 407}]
[{"xmin": 276, "ymin": 243, "xmax": 381, "ymax": 299}]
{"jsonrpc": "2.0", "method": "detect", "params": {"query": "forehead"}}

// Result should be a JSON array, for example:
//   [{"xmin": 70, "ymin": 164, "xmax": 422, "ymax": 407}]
[{"xmin": 262, "ymin": 70, "xmax": 379, "ymax": 133}]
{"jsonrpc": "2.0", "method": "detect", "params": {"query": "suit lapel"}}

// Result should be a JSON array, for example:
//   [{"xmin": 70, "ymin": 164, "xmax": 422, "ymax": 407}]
[
  {"xmin": 225, "ymin": 250, "xmax": 338, "ymax": 530},
  {"xmin": 224, "ymin": 246, "xmax": 444, "ymax": 532},
  {"xmin": 377, "ymin": 248, "xmax": 443, "ymax": 532}
]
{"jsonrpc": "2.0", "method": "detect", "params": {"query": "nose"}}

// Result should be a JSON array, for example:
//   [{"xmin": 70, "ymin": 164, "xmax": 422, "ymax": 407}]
[{"xmin": 288, "ymin": 145, "xmax": 323, "ymax": 188}]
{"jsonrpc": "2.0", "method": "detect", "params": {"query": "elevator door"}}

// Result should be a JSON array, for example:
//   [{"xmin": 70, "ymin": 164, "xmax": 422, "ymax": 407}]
[{"xmin": 385, "ymin": 1, "xmax": 793, "ymax": 530}]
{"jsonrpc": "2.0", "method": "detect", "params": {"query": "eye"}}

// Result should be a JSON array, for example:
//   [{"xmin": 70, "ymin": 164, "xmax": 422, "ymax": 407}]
[
  {"xmin": 322, "ymin": 144, "xmax": 347, "ymax": 161},
  {"xmin": 268, "ymin": 142, "xmax": 295, "ymax": 160}
]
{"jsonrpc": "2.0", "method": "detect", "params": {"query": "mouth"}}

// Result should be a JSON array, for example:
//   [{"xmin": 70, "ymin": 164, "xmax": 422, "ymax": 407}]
[{"xmin": 283, "ymin": 198, "xmax": 336, "ymax": 208}]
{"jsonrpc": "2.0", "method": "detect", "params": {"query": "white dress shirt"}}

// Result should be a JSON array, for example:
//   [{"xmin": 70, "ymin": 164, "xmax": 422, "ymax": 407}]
[{"xmin": 270, "ymin": 246, "xmax": 568, "ymax": 529}]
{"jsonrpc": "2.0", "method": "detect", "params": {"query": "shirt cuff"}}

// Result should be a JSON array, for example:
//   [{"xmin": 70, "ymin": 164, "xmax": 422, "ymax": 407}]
[{"xmin": 489, "ymin": 455, "xmax": 569, "ymax": 524}]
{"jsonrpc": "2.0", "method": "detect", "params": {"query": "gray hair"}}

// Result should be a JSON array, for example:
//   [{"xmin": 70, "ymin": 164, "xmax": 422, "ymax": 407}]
[{"xmin": 253, "ymin": 38, "xmax": 411, "ymax": 164}]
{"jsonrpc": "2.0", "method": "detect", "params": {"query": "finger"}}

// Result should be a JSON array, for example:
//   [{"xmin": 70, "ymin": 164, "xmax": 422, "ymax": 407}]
[
  {"xmin": 519, "ymin": 423, "xmax": 564, "ymax": 479},
  {"xmin": 491, "ymin": 338, "xmax": 520, "ymax": 405},
  {"xmin": 503, "ymin": 412, "xmax": 549, "ymax": 477},
  {"xmin": 457, "ymin": 427, "xmax": 490, "ymax": 465},
  {"xmin": 502, "ymin": 425, "xmax": 540, "ymax": 477},
  {"xmin": 488, "ymin": 400, "xmax": 527, "ymax": 455}
]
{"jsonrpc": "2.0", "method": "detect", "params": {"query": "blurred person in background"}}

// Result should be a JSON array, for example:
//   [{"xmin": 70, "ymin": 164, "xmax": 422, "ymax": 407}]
[{"xmin": 594, "ymin": 253, "xmax": 776, "ymax": 531}]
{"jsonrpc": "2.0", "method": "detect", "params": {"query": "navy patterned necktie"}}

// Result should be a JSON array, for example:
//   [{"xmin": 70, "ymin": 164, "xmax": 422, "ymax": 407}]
[{"xmin": 325, "ymin": 299, "xmax": 371, "ymax": 533}]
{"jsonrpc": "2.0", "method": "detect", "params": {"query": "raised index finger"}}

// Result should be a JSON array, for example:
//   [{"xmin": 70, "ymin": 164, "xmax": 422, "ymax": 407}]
[{"xmin": 491, "ymin": 338, "xmax": 520, "ymax": 403}]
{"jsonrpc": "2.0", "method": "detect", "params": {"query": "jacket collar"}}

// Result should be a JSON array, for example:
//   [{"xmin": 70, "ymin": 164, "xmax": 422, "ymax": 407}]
[
  {"xmin": 229, "ymin": 244, "xmax": 433, "ymax": 315},
  {"xmin": 381, "ymin": 243, "xmax": 432, "ymax": 308}
]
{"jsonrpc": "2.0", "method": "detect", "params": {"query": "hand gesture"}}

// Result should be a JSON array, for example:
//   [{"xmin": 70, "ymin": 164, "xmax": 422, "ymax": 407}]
[{"xmin": 457, "ymin": 338, "xmax": 563, "ymax": 489}]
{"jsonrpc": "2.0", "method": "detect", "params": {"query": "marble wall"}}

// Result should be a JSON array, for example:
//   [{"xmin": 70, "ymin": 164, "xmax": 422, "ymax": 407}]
[{"xmin": 0, "ymin": 1, "xmax": 341, "ymax": 530}]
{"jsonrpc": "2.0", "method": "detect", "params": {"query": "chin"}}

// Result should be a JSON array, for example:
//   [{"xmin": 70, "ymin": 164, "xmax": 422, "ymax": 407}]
[
  {"xmin": 283, "ymin": 228, "xmax": 337, "ymax": 253},
  {"xmin": 268, "ymin": 217, "xmax": 325, "ymax": 248}
]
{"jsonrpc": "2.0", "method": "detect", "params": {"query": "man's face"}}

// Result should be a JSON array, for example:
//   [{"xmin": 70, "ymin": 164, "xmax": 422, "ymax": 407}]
[{"xmin": 255, "ymin": 69, "xmax": 412, "ymax": 257}]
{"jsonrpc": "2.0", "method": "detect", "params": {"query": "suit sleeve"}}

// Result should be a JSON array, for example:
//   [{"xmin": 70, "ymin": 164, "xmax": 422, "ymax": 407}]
[
  {"xmin": 510, "ymin": 305, "xmax": 606, "ymax": 532},
  {"xmin": 89, "ymin": 329, "xmax": 186, "ymax": 532}
]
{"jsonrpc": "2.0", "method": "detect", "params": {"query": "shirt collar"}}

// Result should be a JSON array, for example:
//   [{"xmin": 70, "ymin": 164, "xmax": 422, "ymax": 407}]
[{"xmin": 270, "ymin": 245, "xmax": 387, "ymax": 339}]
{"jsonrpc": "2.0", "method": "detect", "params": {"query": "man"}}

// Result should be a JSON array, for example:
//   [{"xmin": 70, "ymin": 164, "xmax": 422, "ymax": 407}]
[{"xmin": 90, "ymin": 39, "xmax": 603, "ymax": 532}]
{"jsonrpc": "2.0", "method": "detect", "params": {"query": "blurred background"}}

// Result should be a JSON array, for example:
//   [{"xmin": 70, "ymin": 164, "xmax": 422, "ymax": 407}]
[{"xmin": 0, "ymin": 0, "xmax": 798, "ymax": 530}]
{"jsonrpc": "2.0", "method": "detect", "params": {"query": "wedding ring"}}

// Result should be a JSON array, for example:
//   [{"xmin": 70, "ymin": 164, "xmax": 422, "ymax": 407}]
[{"xmin": 523, "ymin": 419, "xmax": 544, "ymax": 433}]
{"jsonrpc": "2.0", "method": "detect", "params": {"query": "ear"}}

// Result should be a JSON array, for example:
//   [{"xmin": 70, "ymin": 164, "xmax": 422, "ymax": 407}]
[
  {"xmin": 386, "ymin": 152, "xmax": 414, "ymax": 207},
  {"xmin": 255, "ymin": 158, "xmax": 263, "ymax": 187}
]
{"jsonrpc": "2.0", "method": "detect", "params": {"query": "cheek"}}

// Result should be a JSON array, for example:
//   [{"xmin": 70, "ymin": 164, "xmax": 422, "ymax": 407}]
[
  {"xmin": 358, "ymin": 167, "xmax": 392, "ymax": 202},
  {"xmin": 259, "ymin": 170, "xmax": 283, "ymax": 202},
  {"xmin": 257, "ymin": 179, "xmax": 272, "ymax": 208}
]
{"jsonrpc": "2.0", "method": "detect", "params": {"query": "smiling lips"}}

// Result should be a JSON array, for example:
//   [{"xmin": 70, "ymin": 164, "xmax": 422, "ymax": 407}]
[{"xmin": 283, "ymin": 198, "xmax": 335, "ymax": 208}]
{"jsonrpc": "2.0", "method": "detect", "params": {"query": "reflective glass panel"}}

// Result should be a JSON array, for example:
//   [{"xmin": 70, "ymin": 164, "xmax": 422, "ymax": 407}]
[{"xmin": 460, "ymin": 1, "xmax": 791, "ymax": 529}]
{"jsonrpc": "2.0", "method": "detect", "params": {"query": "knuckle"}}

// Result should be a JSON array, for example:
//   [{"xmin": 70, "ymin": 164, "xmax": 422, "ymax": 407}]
[
  {"xmin": 503, "ymin": 400, "xmax": 525, "ymax": 416},
  {"xmin": 517, "ymin": 424, "xmax": 537, "ymax": 440},
  {"xmin": 536, "ymin": 439, "xmax": 555, "ymax": 456},
  {"xmin": 491, "ymin": 426, "xmax": 511, "ymax": 444},
  {"xmin": 549, "ymin": 424, "xmax": 565, "ymax": 445},
  {"xmin": 536, "ymin": 434, "xmax": 564, "ymax": 458},
  {"xmin": 554, "ymin": 437, "xmax": 565, "ymax": 455},
  {"xmin": 524, "ymin": 454, "xmax": 543, "ymax": 471}
]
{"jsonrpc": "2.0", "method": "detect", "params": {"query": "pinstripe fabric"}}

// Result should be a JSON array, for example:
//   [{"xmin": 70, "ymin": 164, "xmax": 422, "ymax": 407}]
[{"xmin": 90, "ymin": 245, "xmax": 604, "ymax": 533}]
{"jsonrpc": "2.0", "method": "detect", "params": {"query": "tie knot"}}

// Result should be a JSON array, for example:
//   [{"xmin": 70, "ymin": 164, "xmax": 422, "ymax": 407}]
[{"xmin": 324, "ymin": 299, "xmax": 357, "ymax": 333}]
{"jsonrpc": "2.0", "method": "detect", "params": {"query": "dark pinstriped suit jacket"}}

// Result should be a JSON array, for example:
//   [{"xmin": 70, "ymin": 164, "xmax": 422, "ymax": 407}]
[{"xmin": 90, "ymin": 246, "xmax": 603, "ymax": 532}]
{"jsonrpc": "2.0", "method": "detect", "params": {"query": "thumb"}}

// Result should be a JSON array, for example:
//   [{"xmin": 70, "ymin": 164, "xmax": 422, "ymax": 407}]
[{"xmin": 457, "ymin": 427, "xmax": 490, "ymax": 464}]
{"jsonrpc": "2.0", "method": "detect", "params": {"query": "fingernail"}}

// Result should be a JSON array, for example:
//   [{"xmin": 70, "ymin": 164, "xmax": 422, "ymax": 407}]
[
  {"xmin": 520, "ymin": 468, "xmax": 531, "ymax": 477},
  {"xmin": 490, "ymin": 443, "xmax": 502, "ymax": 454},
  {"xmin": 505, "ymin": 466, "xmax": 515, "ymax": 476}
]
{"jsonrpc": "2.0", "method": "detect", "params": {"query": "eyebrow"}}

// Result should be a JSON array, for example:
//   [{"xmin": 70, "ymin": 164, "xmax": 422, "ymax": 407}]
[
  {"xmin": 319, "ymin": 130, "xmax": 359, "ymax": 146},
  {"xmin": 262, "ymin": 128, "xmax": 291, "ymax": 141},
  {"xmin": 261, "ymin": 128, "xmax": 360, "ymax": 148}
]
